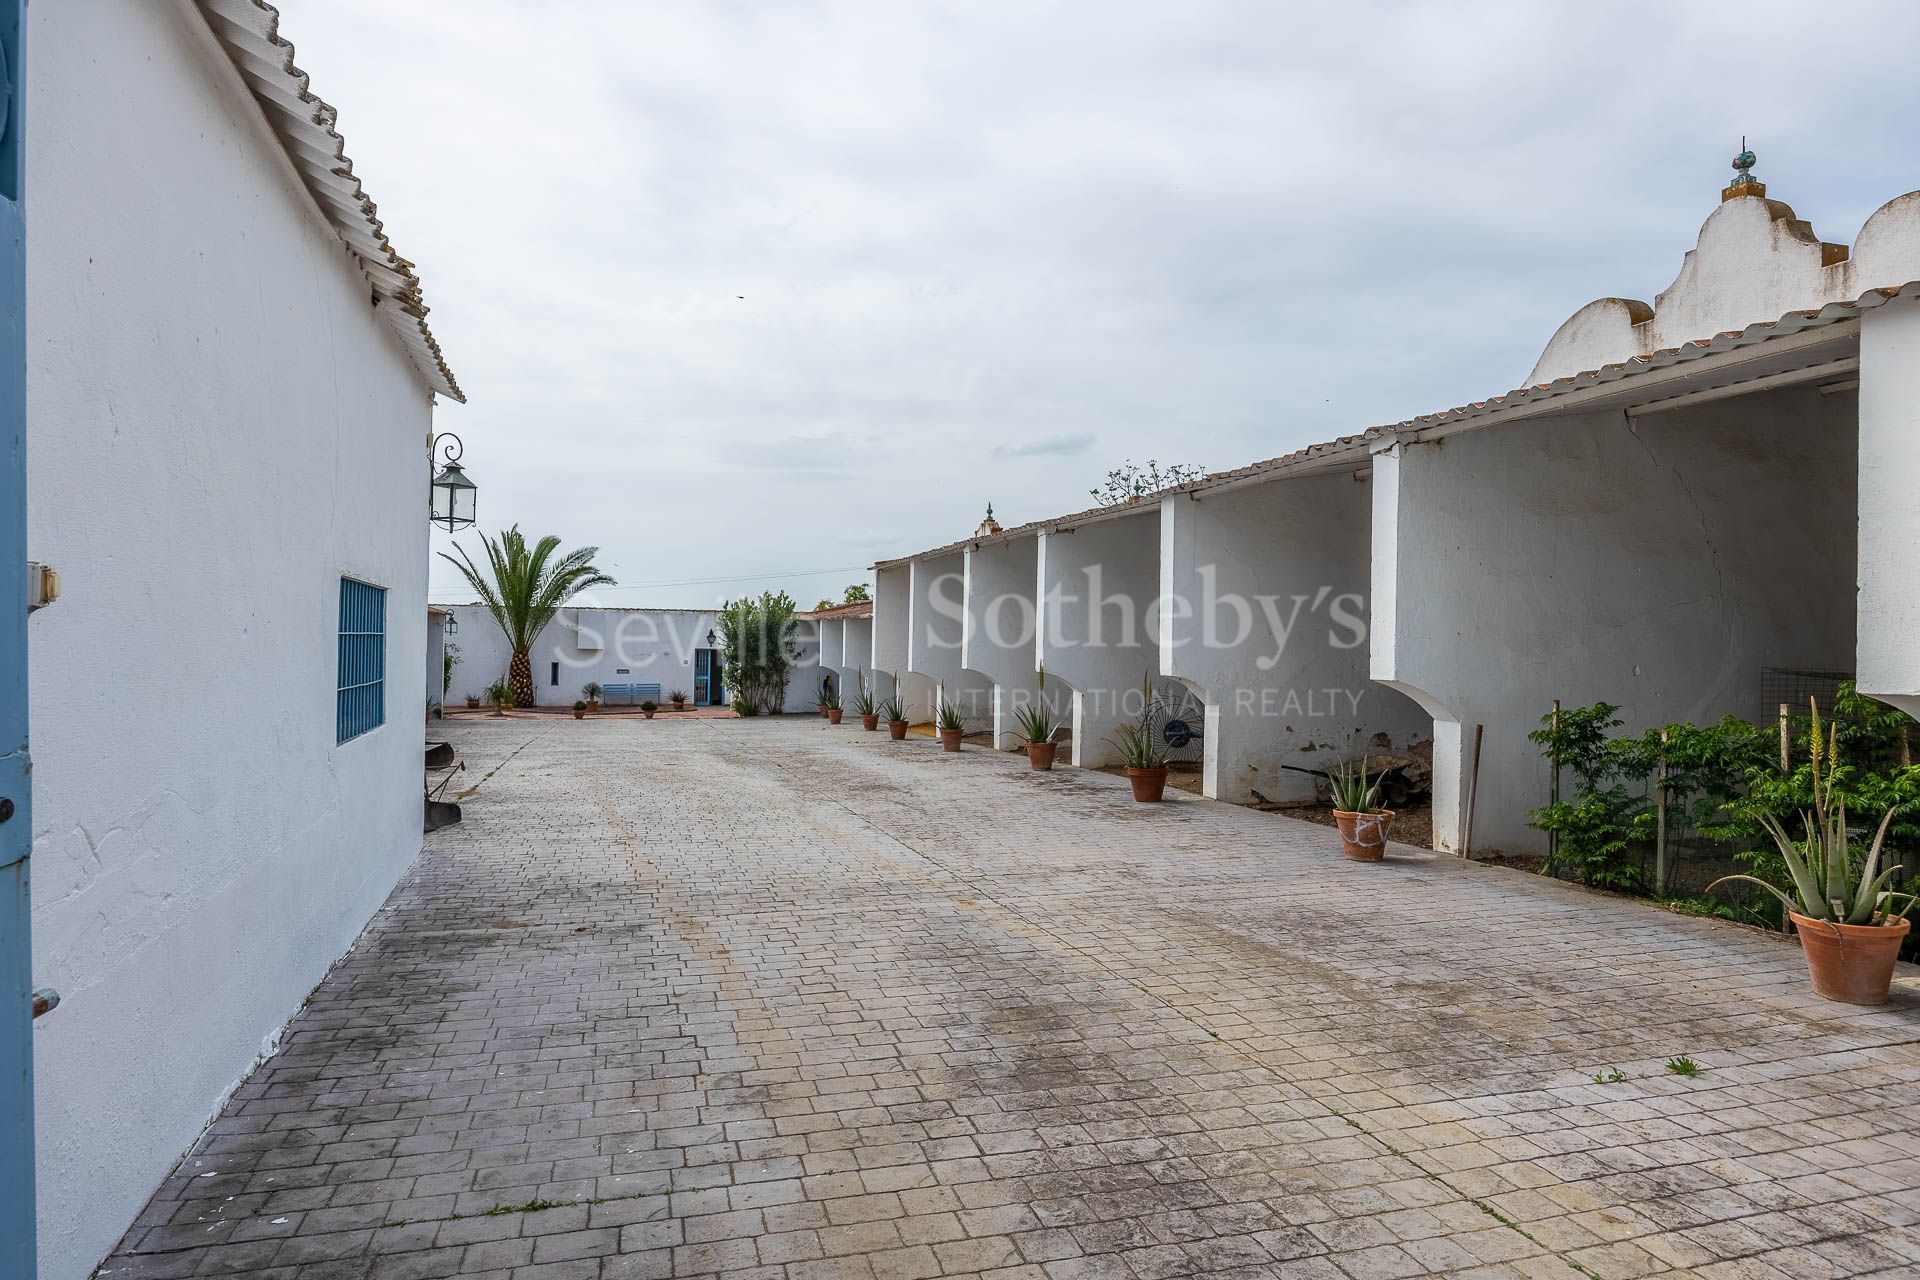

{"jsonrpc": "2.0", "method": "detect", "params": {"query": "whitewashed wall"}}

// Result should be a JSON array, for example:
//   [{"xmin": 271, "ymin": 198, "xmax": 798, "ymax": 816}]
[
  {"xmin": 26, "ymin": 2, "xmax": 436, "ymax": 1274},
  {"xmin": 441, "ymin": 604, "xmax": 823, "ymax": 714},
  {"xmin": 1373, "ymin": 389, "xmax": 1855, "ymax": 852},
  {"xmin": 1036, "ymin": 513, "xmax": 1164, "ymax": 767},
  {"xmin": 1160, "ymin": 477, "xmax": 1429, "ymax": 804}
]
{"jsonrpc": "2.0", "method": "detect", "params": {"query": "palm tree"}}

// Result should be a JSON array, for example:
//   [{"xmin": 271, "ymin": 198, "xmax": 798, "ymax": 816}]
[{"xmin": 441, "ymin": 526, "xmax": 614, "ymax": 707}]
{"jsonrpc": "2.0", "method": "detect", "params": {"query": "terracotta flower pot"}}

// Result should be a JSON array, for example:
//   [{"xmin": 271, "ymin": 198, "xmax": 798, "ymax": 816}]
[
  {"xmin": 1127, "ymin": 766, "xmax": 1168, "ymax": 802},
  {"xmin": 1026, "ymin": 741, "xmax": 1057, "ymax": 771},
  {"xmin": 587, "ymin": 700, "xmax": 599, "ymax": 713},
  {"xmin": 466, "ymin": 696, "xmax": 480, "ymax": 709},
  {"xmin": 940, "ymin": 728, "xmax": 964, "ymax": 752},
  {"xmin": 861, "ymin": 714, "xmax": 880, "ymax": 731},
  {"xmin": 1333, "ymin": 809, "xmax": 1394, "ymax": 861},
  {"xmin": 818, "ymin": 705, "xmax": 830, "ymax": 718},
  {"xmin": 888, "ymin": 720, "xmax": 909, "ymax": 740},
  {"xmin": 828, "ymin": 708, "xmax": 843, "ymax": 725},
  {"xmin": 572, "ymin": 708, "xmax": 585, "ymax": 720},
  {"xmin": 1789, "ymin": 910, "xmax": 1910, "ymax": 1005},
  {"xmin": 672, "ymin": 700, "xmax": 685, "ymax": 712},
  {"xmin": 642, "ymin": 709, "xmax": 656, "ymax": 719}
]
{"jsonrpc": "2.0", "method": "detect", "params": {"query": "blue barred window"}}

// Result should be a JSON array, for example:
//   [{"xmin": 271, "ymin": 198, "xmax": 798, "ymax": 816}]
[{"xmin": 337, "ymin": 577, "xmax": 386, "ymax": 744}]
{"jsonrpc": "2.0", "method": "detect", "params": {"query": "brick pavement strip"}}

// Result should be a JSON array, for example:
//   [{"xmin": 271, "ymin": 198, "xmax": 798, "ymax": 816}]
[{"xmin": 95, "ymin": 718, "xmax": 1920, "ymax": 1279}]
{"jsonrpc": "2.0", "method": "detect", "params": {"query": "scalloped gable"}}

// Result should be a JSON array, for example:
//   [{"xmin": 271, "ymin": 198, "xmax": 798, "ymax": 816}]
[{"xmin": 1528, "ymin": 185, "xmax": 1920, "ymax": 386}]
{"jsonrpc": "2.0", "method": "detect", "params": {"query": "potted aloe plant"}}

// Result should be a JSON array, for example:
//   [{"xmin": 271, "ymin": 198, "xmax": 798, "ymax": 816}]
[
  {"xmin": 853, "ymin": 673, "xmax": 879, "ymax": 731},
  {"xmin": 1710, "ymin": 705, "xmax": 1916, "ymax": 1005},
  {"xmin": 1016, "ymin": 666, "xmax": 1060, "ymax": 771},
  {"xmin": 1108, "ymin": 673, "xmax": 1169, "ymax": 801},
  {"xmin": 824, "ymin": 688, "xmax": 843, "ymax": 725},
  {"xmin": 936, "ymin": 692, "xmax": 965, "ymax": 752},
  {"xmin": 669, "ymin": 689, "xmax": 687, "ymax": 712},
  {"xmin": 572, "ymin": 699, "xmax": 587, "ymax": 720},
  {"xmin": 880, "ymin": 690, "xmax": 908, "ymax": 740},
  {"xmin": 465, "ymin": 693, "xmax": 480, "ymax": 710},
  {"xmin": 1330, "ymin": 757, "xmax": 1393, "ymax": 860},
  {"xmin": 582, "ymin": 681, "xmax": 601, "ymax": 713},
  {"xmin": 639, "ymin": 698, "xmax": 658, "ymax": 720}
]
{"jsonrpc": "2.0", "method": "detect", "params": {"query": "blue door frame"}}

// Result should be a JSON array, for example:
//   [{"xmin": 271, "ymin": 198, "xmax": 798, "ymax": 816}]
[{"xmin": 0, "ymin": 0, "xmax": 32, "ymax": 1272}]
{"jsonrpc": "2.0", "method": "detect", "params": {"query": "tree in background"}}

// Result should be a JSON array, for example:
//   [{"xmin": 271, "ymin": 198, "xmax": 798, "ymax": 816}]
[
  {"xmin": 1091, "ymin": 459, "xmax": 1206, "ymax": 506},
  {"xmin": 440, "ymin": 526, "xmax": 614, "ymax": 707},
  {"xmin": 442, "ymin": 641, "xmax": 461, "ymax": 697},
  {"xmin": 814, "ymin": 583, "xmax": 871, "ymax": 611},
  {"xmin": 718, "ymin": 591, "xmax": 800, "ymax": 714}
]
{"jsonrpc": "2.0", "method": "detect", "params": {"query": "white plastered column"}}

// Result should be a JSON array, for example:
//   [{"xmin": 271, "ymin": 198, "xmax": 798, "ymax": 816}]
[
  {"xmin": 1858, "ymin": 300, "xmax": 1920, "ymax": 719},
  {"xmin": 963, "ymin": 536, "xmax": 1052, "ymax": 750},
  {"xmin": 1160, "ymin": 479, "xmax": 1428, "ymax": 803},
  {"xmin": 1036, "ymin": 512, "xmax": 1162, "ymax": 767},
  {"xmin": 1372, "ymin": 388, "xmax": 1856, "ymax": 853}
]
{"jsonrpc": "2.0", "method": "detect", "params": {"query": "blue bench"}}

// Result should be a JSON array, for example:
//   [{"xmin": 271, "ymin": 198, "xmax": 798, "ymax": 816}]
[{"xmin": 601, "ymin": 682, "xmax": 662, "ymax": 706}]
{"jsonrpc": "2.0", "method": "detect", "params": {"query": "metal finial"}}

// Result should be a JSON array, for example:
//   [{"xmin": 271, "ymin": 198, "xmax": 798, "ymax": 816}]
[
  {"xmin": 985, "ymin": 502, "xmax": 994, "ymax": 521},
  {"xmin": 1723, "ymin": 138, "xmax": 1762, "ymax": 200}
]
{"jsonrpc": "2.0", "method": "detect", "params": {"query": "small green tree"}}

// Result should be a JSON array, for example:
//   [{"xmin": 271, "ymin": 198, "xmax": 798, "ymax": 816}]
[{"xmin": 717, "ymin": 591, "xmax": 800, "ymax": 714}]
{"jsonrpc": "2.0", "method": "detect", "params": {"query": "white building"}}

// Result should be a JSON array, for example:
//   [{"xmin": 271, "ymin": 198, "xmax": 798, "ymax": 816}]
[
  {"xmin": 868, "ymin": 156, "xmax": 1920, "ymax": 855},
  {"xmin": 439, "ymin": 603, "xmax": 826, "ymax": 715},
  {"xmin": 25, "ymin": 2, "xmax": 461, "ymax": 1274}
]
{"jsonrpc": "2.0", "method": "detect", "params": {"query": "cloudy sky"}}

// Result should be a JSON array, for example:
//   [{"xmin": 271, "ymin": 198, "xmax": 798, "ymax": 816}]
[{"xmin": 277, "ymin": 1, "xmax": 1920, "ymax": 609}]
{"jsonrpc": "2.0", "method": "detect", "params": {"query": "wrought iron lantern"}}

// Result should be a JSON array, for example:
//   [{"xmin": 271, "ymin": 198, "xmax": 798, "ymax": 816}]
[{"xmin": 429, "ymin": 433, "xmax": 476, "ymax": 533}]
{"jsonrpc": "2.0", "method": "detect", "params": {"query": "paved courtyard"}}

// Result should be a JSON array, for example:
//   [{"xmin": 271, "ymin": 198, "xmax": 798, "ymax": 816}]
[{"xmin": 100, "ymin": 718, "xmax": 1920, "ymax": 1279}]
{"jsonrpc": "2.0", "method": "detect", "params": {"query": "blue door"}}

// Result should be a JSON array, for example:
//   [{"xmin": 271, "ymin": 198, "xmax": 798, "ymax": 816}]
[
  {"xmin": 693, "ymin": 648, "xmax": 725, "ymax": 706},
  {"xmin": 0, "ymin": 1, "xmax": 33, "ymax": 1272}
]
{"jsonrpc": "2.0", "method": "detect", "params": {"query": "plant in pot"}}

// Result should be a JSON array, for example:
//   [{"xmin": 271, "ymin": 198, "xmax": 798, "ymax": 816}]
[
  {"xmin": 640, "ymin": 698, "xmax": 658, "ymax": 720},
  {"xmin": 880, "ymin": 690, "xmax": 908, "ymax": 740},
  {"xmin": 465, "ymin": 693, "xmax": 481, "ymax": 709},
  {"xmin": 823, "ymin": 689, "xmax": 843, "ymax": 725},
  {"xmin": 669, "ymin": 689, "xmax": 687, "ymax": 712},
  {"xmin": 936, "ymin": 694, "xmax": 966, "ymax": 752},
  {"xmin": 1017, "ymin": 664, "xmax": 1061, "ymax": 771},
  {"xmin": 582, "ymin": 682, "xmax": 601, "ymax": 713},
  {"xmin": 572, "ymin": 699, "xmax": 587, "ymax": 720},
  {"xmin": 1330, "ymin": 757, "xmax": 1394, "ymax": 860},
  {"xmin": 1710, "ymin": 707, "xmax": 1916, "ymax": 1005},
  {"xmin": 485, "ymin": 677, "xmax": 513, "ymax": 717},
  {"xmin": 1108, "ymin": 673, "xmax": 1169, "ymax": 801},
  {"xmin": 853, "ymin": 672, "xmax": 879, "ymax": 731}
]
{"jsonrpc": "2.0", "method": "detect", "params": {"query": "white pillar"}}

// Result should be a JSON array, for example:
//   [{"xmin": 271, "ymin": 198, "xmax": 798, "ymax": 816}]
[{"xmin": 1858, "ymin": 300, "xmax": 1920, "ymax": 719}]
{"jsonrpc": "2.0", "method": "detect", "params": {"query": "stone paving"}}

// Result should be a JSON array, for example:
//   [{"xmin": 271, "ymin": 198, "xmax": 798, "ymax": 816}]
[{"xmin": 98, "ymin": 718, "xmax": 1920, "ymax": 1279}]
